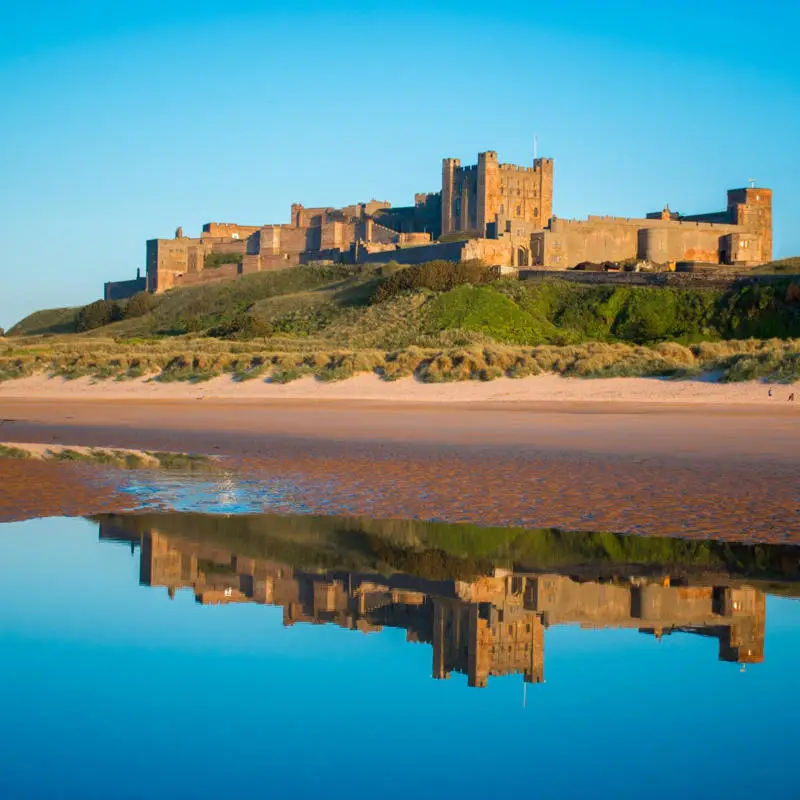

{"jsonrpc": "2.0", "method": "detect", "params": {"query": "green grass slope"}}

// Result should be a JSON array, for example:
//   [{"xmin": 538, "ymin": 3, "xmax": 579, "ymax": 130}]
[
  {"xmin": 751, "ymin": 257, "xmax": 800, "ymax": 274},
  {"xmin": 8, "ymin": 259, "xmax": 800, "ymax": 353},
  {"xmin": 8, "ymin": 306, "xmax": 79, "ymax": 337}
]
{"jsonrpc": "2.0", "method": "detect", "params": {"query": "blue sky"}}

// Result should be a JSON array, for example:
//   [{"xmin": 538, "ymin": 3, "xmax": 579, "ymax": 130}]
[{"xmin": 1, "ymin": 0, "xmax": 798, "ymax": 328}]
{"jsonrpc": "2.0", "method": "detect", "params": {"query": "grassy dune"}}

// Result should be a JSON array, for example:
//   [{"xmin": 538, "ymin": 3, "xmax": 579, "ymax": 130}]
[
  {"xmin": 5, "ymin": 261, "xmax": 800, "ymax": 384},
  {"xmin": 2, "ymin": 336, "xmax": 800, "ymax": 384}
]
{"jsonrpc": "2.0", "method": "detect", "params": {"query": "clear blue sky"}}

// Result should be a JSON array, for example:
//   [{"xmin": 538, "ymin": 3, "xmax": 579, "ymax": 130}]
[{"xmin": 1, "ymin": 0, "xmax": 798, "ymax": 328}]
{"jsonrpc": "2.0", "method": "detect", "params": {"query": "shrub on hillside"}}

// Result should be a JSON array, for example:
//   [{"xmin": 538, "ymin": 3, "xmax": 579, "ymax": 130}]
[
  {"xmin": 717, "ymin": 282, "xmax": 800, "ymax": 339},
  {"xmin": 124, "ymin": 291, "xmax": 159, "ymax": 319},
  {"xmin": 372, "ymin": 260, "xmax": 498, "ymax": 304},
  {"xmin": 208, "ymin": 311, "xmax": 273, "ymax": 340},
  {"xmin": 425, "ymin": 285, "xmax": 556, "ymax": 345},
  {"xmin": 76, "ymin": 300, "xmax": 123, "ymax": 332}
]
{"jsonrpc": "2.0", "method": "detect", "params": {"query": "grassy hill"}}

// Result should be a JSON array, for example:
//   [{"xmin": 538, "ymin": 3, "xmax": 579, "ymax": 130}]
[
  {"xmin": 751, "ymin": 257, "xmax": 800, "ymax": 274},
  {"xmin": 7, "ymin": 306, "xmax": 82, "ymax": 337},
  {"xmin": 11, "ymin": 261, "xmax": 800, "ymax": 346},
  {"xmin": 5, "ymin": 260, "xmax": 800, "ymax": 384}
]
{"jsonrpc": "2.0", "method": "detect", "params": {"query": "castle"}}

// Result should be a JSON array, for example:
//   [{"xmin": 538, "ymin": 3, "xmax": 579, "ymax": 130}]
[{"xmin": 104, "ymin": 150, "xmax": 773, "ymax": 299}]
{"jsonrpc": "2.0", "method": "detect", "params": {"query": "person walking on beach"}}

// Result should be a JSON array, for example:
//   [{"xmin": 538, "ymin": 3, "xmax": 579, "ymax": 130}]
[
  {"xmin": 768, "ymin": 387, "xmax": 773, "ymax": 398},
  {"xmin": 789, "ymin": 393, "xmax": 795, "ymax": 402}
]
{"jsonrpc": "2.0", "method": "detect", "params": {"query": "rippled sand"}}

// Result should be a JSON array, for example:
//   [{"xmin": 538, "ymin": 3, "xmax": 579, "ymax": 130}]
[{"xmin": 0, "ymin": 397, "xmax": 797, "ymax": 542}]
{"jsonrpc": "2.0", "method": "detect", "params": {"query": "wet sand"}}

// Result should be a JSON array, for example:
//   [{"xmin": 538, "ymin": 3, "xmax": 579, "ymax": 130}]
[
  {"xmin": 0, "ymin": 394, "xmax": 798, "ymax": 461},
  {"xmin": 0, "ymin": 395, "xmax": 798, "ymax": 542},
  {"xmin": 0, "ymin": 459, "xmax": 135, "ymax": 522}
]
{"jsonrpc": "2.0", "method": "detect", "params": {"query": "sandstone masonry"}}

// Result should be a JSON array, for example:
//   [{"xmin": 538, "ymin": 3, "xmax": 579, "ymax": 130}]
[{"xmin": 103, "ymin": 150, "xmax": 773, "ymax": 297}]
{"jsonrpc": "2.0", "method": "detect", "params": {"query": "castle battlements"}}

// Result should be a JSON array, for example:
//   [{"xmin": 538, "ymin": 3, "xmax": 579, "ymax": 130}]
[{"xmin": 103, "ymin": 147, "xmax": 772, "ymax": 299}]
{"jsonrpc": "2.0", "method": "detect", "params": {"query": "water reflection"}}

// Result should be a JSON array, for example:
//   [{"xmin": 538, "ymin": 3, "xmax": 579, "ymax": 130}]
[{"xmin": 97, "ymin": 512, "xmax": 800, "ymax": 686}]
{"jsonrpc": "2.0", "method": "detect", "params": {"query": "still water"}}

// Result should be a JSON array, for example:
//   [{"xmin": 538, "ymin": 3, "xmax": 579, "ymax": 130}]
[{"xmin": 1, "ymin": 512, "xmax": 798, "ymax": 799}]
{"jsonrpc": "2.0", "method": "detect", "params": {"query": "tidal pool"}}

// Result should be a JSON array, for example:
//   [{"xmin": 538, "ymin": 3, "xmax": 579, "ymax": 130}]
[{"xmin": 1, "ymin": 514, "xmax": 798, "ymax": 799}]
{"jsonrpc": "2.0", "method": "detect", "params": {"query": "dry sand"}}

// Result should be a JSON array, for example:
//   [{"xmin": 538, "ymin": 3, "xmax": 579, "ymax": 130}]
[
  {"xmin": 0, "ymin": 373, "xmax": 798, "ymax": 463},
  {"xmin": 0, "ymin": 372, "xmax": 794, "ymax": 405}
]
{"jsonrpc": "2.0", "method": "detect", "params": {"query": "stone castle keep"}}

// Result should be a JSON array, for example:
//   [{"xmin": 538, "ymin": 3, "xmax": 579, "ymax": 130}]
[{"xmin": 105, "ymin": 150, "xmax": 773, "ymax": 298}]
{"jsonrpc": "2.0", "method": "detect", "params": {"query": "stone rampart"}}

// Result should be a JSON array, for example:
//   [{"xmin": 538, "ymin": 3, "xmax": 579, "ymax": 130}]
[
  {"xmin": 172, "ymin": 262, "xmax": 240, "ymax": 289},
  {"xmin": 356, "ymin": 241, "xmax": 468, "ymax": 266},
  {"xmin": 104, "ymin": 274, "xmax": 146, "ymax": 301},
  {"xmin": 518, "ymin": 269, "xmax": 795, "ymax": 291}
]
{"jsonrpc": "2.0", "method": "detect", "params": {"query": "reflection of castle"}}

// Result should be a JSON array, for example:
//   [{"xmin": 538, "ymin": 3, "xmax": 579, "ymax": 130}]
[{"xmin": 102, "ymin": 525, "xmax": 766, "ymax": 688}]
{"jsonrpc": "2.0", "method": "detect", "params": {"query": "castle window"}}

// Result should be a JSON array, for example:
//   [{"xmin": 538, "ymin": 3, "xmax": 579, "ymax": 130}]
[
  {"xmin": 534, "ymin": 207, "xmax": 539, "ymax": 217},
  {"xmin": 516, "ymin": 205, "xmax": 521, "ymax": 216}
]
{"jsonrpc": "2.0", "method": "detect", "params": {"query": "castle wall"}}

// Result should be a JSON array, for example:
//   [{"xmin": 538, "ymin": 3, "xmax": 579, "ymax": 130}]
[
  {"xmin": 356, "ymin": 240, "xmax": 469, "ymax": 266},
  {"xmin": 320, "ymin": 221, "xmax": 355, "ymax": 251},
  {"xmin": 171, "ymin": 262, "xmax": 240, "ymax": 289},
  {"xmin": 374, "ymin": 193, "xmax": 441, "ymax": 239},
  {"xmin": 204, "ymin": 239, "xmax": 248, "ymax": 256},
  {"xmin": 251, "ymin": 225, "xmax": 321, "ymax": 256},
  {"xmin": 463, "ymin": 238, "xmax": 515, "ymax": 266},
  {"xmin": 532, "ymin": 215, "xmax": 755, "ymax": 270},
  {"xmin": 104, "ymin": 273, "xmax": 146, "ymax": 301},
  {"xmin": 146, "ymin": 238, "xmax": 207, "ymax": 292},
  {"xmin": 646, "ymin": 187, "xmax": 773, "ymax": 265},
  {"xmin": 201, "ymin": 222, "xmax": 261, "ymax": 240},
  {"xmin": 517, "ymin": 269, "xmax": 793, "ymax": 290}
]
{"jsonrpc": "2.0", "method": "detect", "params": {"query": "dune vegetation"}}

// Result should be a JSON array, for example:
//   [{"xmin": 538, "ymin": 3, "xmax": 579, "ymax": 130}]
[{"xmin": 4, "ymin": 260, "xmax": 800, "ymax": 384}]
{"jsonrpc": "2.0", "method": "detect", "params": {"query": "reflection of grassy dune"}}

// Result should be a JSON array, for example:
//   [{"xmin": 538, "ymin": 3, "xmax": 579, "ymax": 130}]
[{"xmin": 95, "ymin": 512, "xmax": 800, "ymax": 590}]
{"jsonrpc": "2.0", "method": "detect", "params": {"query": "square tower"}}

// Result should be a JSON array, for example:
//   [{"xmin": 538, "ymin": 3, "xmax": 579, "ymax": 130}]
[
  {"xmin": 727, "ymin": 187, "xmax": 772, "ymax": 262},
  {"xmin": 441, "ymin": 151, "xmax": 554, "ymax": 239}
]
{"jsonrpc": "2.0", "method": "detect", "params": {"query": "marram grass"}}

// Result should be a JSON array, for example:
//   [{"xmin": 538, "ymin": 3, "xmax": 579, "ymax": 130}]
[{"xmin": 2, "ymin": 337, "xmax": 800, "ymax": 384}]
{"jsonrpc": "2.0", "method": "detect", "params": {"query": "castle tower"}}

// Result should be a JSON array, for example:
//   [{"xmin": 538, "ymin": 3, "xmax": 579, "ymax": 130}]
[
  {"xmin": 477, "ymin": 152, "xmax": 554, "ymax": 237},
  {"xmin": 535, "ymin": 158, "xmax": 554, "ymax": 227},
  {"xmin": 290, "ymin": 203, "xmax": 305, "ymax": 228},
  {"xmin": 477, "ymin": 151, "xmax": 500, "ymax": 236},
  {"xmin": 727, "ymin": 187, "xmax": 772, "ymax": 262},
  {"xmin": 441, "ymin": 158, "xmax": 460, "ymax": 236}
]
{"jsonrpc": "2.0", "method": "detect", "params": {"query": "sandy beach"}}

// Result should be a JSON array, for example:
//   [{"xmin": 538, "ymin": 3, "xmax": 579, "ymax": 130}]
[
  {"xmin": 0, "ymin": 371, "xmax": 799, "ymax": 541},
  {"xmin": 0, "ymin": 372, "xmax": 798, "ymax": 462},
  {"xmin": 0, "ymin": 372, "xmax": 795, "ymax": 405}
]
